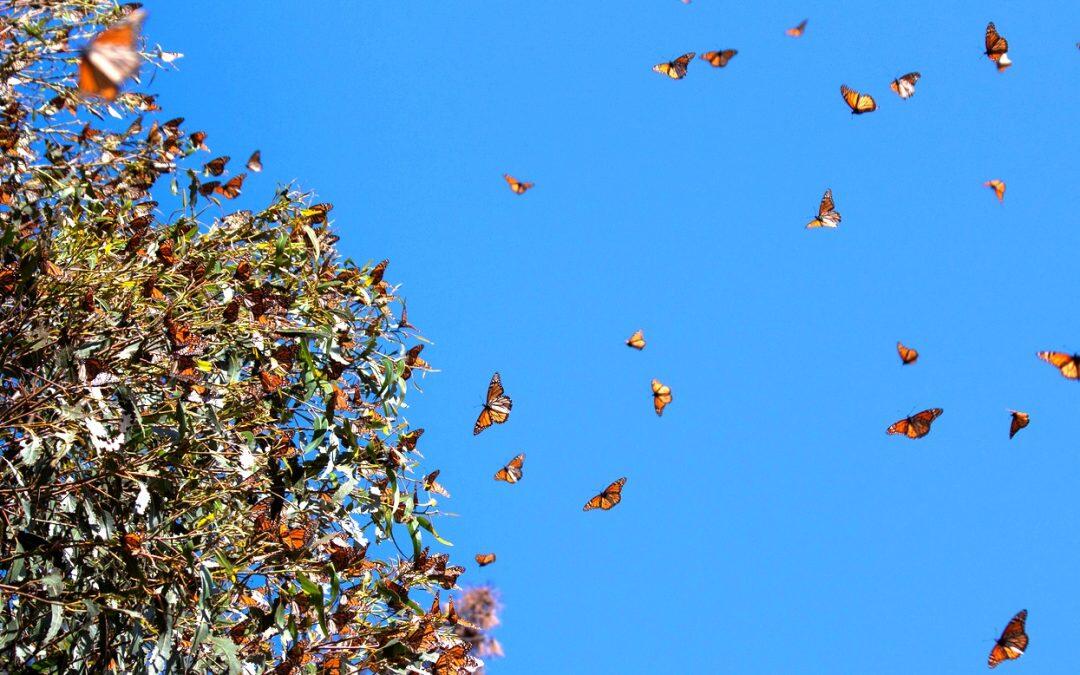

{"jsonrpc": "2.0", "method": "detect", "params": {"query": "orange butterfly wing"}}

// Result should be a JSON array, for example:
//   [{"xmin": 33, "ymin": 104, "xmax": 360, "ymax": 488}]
[
  {"xmin": 504, "ymin": 174, "xmax": 533, "ymax": 194},
  {"xmin": 651, "ymin": 379, "xmax": 672, "ymax": 416},
  {"xmin": 840, "ymin": 85, "xmax": 877, "ymax": 114},
  {"xmin": 897, "ymin": 342, "xmax": 919, "ymax": 365},
  {"xmin": 786, "ymin": 19, "xmax": 807, "ymax": 37},
  {"xmin": 1008, "ymin": 411, "xmax": 1029, "ymax": 439},
  {"xmin": 701, "ymin": 50, "xmax": 737, "ymax": 67},
  {"xmin": 474, "ymin": 553, "xmax": 496, "ymax": 567},
  {"xmin": 887, "ymin": 408, "xmax": 942, "ymax": 439},
  {"xmin": 988, "ymin": 609, "xmax": 1028, "ymax": 668},
  {"xmin": 985, "ymin": 23, "xmax": 1009, "ymax": 59},
  {"xmin": 78, "ymin": 10, "xmax": 145, "ymax": 101},
  {"xmin": 1038, "ymin": 351, "xmax": 1080, "ymax": 379},
  {"xmin": 583, "ymin": 477, "xmax": 627, "ymax": 511},
  {"xmin": 474, "ymin": 372, "xmax": 512, "ymax": 434},
  {"xmin": 494, "ymin": 453, "xmax": 525, "ymax": 483},
  {"xmin": 626, "ymin": 329, "xmax": 646, "ymax": 350},
  {"xmin": 984, "ymin": 180, "xmax": 1005, "ymax": 202}
]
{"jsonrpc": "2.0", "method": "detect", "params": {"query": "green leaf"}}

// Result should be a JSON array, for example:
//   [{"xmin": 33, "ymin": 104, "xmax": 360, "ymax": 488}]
[{"xmin": 416, "ymin": 516, "xmax": 452, "ymax": 547}]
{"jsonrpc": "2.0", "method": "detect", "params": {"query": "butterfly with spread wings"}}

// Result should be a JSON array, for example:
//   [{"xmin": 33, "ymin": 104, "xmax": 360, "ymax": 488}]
[
  {"xmin": 651, "ymin": 379, "xmax": 673, "ymax": 416},
  {"xmin": 473, "ymin": 372, "xmax": 513, "ymax": 435},
  {"xmin": 985, "ymin": 179, "xmax": 1006, "ymax": 202},
  {"xmin": 79, "ymin": 9, "xmax": 146, "ymax": 101},
  {"xmin": 653, "ymin": 52, "xmax": 695, "ymax": 80},
  {"xmin": 786, "ymin": 19, "xmax": 807, "ymax": 37},
  {"xmin": 897, "ymin": 342, "xmax": 919, "ymax": 365},
  {"xmin": 494, "ymin": 453, "xmax": 525, "ymax": 483},
  {"xmin": 700, "ymin": 50, "xmax": 737, "ymax": 68},
  {"xmin": 988, "ymin": 609, "xmax": 1028, "ymax": 668},
  {"xmin": 1038, "ymin": 351, "xmax": 1080, "ymax": 379},
  {"xmin": 887, "ymin": 408, "xmax": 943, "ymax": 439},
  {"xmin": 890, "ymin": 72, "xmax": 921, "ymax": 99},
  {"xmin": 474, "ymin": 553, "xmax": 496, "ymax": 567},
  {"xmin": 806, "ymin": 189, "xmax": 841, "ymax": 229},
  {"xmin": 626, "ymin": 329, "xmax": 646, "ymax": 350},
  {"xmin": 840, "ymin": 85, "xmax": 877, "ymax": 114},
  {"xmin": 1009, "ymin": 411, "xmax": 1030, "ymax": 439},
  {"xmin": 504, "ymin": 174, "xmax": 533, "ymax": 195},
  {"xmin": 985, "ymin": 22, "xmax": 1012, "ymax": 71},
  {"xmin": 583, "ymin": 477, "xmax": 627, "ymax": 511}
]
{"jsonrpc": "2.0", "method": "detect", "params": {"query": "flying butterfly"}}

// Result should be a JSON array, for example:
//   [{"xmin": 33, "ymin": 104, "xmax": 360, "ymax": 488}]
[
  {"xmin": 1037, "ymin": 351, "xmax": 1080, "ymax": 379},
  {"xmin": 653, "ymin": 52, "xmax": 695, "ymax": 80},
  {"xmin": 200, "ymin": 174, "xmax": 245, "ymax": 199},
  {"xmin": 1009, "ymin": 411, "xmax": 1030, "ymax": 439},
  {"xmin": 897, "ymin": 342, "xmax": 919, "ymax": 365},
  {"xmin": 886, "ymin": 408, "xmax": 943, "ymax": 439},
  {"xmin": 78, "ymin": 9, "xmax": 146, "ymax": 101},
  {"xmin": 626, "ymin": 329, "xmax": 646, "ymax": 350},
  {"xmin": 985, "ymin": 179, "xmax": 1005, "ymax": 202},
  {"xmin": 473, "ymin": 372, "xmax": 512, "ymax": 435},
  {"xmin": 583, "ymin": 477, "xmax": 627, "ymax": 511},
  {"xmin": 246, "ymin": 150, "xmax": 262, "ymax": 172},
  {"xmin": 890, "ymin": 72, "xmax": 921, "ymax": 99},
  {"xmin": 988, "ymin": 609, "xmax": 1028, "ymax": 668},
  {"xmin": 474, "ymin": 553, "xmax": 496, "ymax": 567},
  {"xmin": 494, "ymin": 453, "xmax": 525, "ymax": 483},
  {"xmin": 840, "ymin": 85, "xmax": 877, "ymax": 114},
  {"xmin": 700, "ymin": 50, "xmax": 737, "ymax": 68},
  {"xmin": 806, "ymin": 188, "xmax": 841, "ymax": 229},
  {"xmin": 402, "ymin": 344, "xmax": 430, "ymax": 381},
  {"xmin": 651, "ymin": 379, "xmax": 673, "ymax": 416},
  {"xmin": 985, "ymin": 22, "xmax": 1012, "ymax": 71},
  {"xmin": 786, "ymin": 19, "xmax": 807, "ymax": 37},
  {"xmin": 203, "ymin": 155, "xmax": 229, "ymax": 176},
  {"xmin": 423, "ymin": 469, "xmax": 450, "ymax": 498},
  {"xmin": 503, "ymin": 174, "xmax": 533, "ymax": 195}
]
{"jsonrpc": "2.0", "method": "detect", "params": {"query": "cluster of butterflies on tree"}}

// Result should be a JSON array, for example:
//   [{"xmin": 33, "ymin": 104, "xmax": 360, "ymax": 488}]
[{"xmin": 74, "ymin": 5, "xmax": 1078, "ymax": 671}]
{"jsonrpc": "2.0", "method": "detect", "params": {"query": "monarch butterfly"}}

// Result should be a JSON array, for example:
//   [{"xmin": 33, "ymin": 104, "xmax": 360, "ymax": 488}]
[
  {"xmin": 840, "ymin": 85, "xmax": 877, "ymax": 114},
  {"xmin": 887, "ymin": 408, "xmax": 943, "ymax": 439},
  {"xmin": 897, "ymin": 342, "xmax": 919, "ymax": 365},
  {"xmin": 473, "ymin": 372, "xmax": 512, "ymax": 435},
  {"xmin": 503, "ymin": 174, "xmax": 533, "ymax": 195},
  {"xmin": 700, "ymin": 50, "xmax": 737, "ymax": 68},
  {"xmin": 368, "ymin": 259, "xmax": 389, "ymax": 285},
  {"xmin": 278, "ymin": 523, "xmax": 309, "ymax": 551},
  {"xmin": 246, "ymin": 150, "xmax": 262, "ymax": 172},
  {"xmin": 583, "ymin": 477, "xmax": 627, "ymax": 511},
  {"xmin": 1037, "ymin": 351, "xmax": 1080, "ymax": 379},
  {"xmin": 494, "ymin": 453, "xmax": 525, "ymax": 483},
  {"xmin": 806, "ymin": 189, "xmax": 841, "ymax": 229},
  {"xmin": 984, "ymin": 179, "xmax": 1005, "ymax": 202},
  {"xmin": 626, "ymin": 329, "xmax": 646, "ymax": 350},
  {"xmin": 786, "ymin": 19, "xmax": 807, "ymax": 37},
  {"xmin": 423, "ymin": 469, "xmax": 450, "ymax": 498},
  {"xmin": 200, "ymin": 174, "xmax": 245, "ymax": 199},
  {"xmin": 985, "ymin": 23, "xmax": 1012, "ymax": 71},
  {"xmin": 203, "ymin": 156, "xmax": 229, "ymax": 176},
  {"xmin": 433, "ymin": 644, "xmax": 471, "ymax": 675},
  {"xmin": 651, "ymin": 379, "xmax": 672, "ymax": 416},
  {"xmin": 988, "ymin": 609, "xmax": 1028, "ymax": 668},
  {"xmin": 474, "ymin": 553, "xmax": 496, "ymax": 567},
  {"xmin": 653, "ymin": 52, "xmax": 695, "ymax": 79},
  {"xmin": 890, "ymin": 72, "xmax": 921, "ymax": 99},
  {"xmin": 402, "ymin": 344, "xmax": 430, "ymax": 381},
  {"xmin": 78, "ymin": 9, "xmax": 145, "ymax": 101},
  {"xmin": 259, "ymin": 370, "xmax": 286, "ymax": 393},
  {"xmin": 1009, "ymin": 411, "xmax": 1029, "ymax": 439}
]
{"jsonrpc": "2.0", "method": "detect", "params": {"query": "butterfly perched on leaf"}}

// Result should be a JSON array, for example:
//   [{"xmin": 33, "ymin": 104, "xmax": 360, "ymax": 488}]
[
  {"xmin": 474, "ymin": 553, "xmax": 496, "ymax": 567},
  {"xmin": 700, "ymin": 50, "xmax": 737, "ymax": 68},
  {"xmin": 503, "ymin": 174, "xmax": 533, "ymax": 195},
  {"xmin": 840, "ymin": 85, "xmax": 877, "ymax": 114},
  {"xmin": 985, "ymin": 22, "xmax": 1012, "ymax": 71},
  {"xmin": 806, "ymin": 189, "xmax": 841, "ymax": 229},
  {"xmin": 897, "ymin": 342, "xmax": 919, "ymax": 365},
  {"xmin": 246, "ymin": 150, "xmax": 262, "ymax": 172},
  {"xmin": 786, "ymin": 19, "xmax": 807, "ymax": 37},
  {"xmin": 626, "ymin": 329, "xmax": 646, "ymax": 350},
  {"xmin": 653, "ymin": 52, "xmax": 695, "ymax": 79},
  {"xmin": 984, "ymin": 179, "xmax": 1005, "ymax": 202},
  {"xmin": 494, "ymin": 453, "xmax": 525, "ymax": 483},
  {"xmin": 78, "ymin": 9, "xmax": 146, "ymax": 101},
  {"xmin": 886, "ymin": 408, "xmax": 943, "ymax": 439},
  {"xmin": 651, "ymin": 379, "xmax": 672, "ymax": 416},
  {"xmin": 278, "ymin": 523, "xmax": 309, "ymax": 551},
  {"xmin": 1009, "ymin": 411, "xmax": 1029, "ymax": 439},
  {"xmin": 890, "ymin": 72, "xmax": 921, "ymax": 99},
  {"xmin": 474, "ymin": 372, "xmax": 512, "ymax": 435},
  {"xmin": 433, "ymin": 644, "xmax": 472, "ymax": 675},
  {"xmin": 1037, "ymin": 351, "xmax": 1080, "ymax": 379},
  {"xmin": 583, "ymin": 477, "xmax": 627, "ymax": 511},
  {"xmin": 988, "ymin": 609, "xmax": 1028, "ymax": 668}
]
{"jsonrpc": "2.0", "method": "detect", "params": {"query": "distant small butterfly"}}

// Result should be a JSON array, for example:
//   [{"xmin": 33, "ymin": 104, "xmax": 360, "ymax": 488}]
[
  {"xmin": 474, "ymin": 553, "xmax": 496, "ymax": 567},
  {"xmin": 985, "ymin": 22, "xmax": 1012, "ymax": 71},
  {"xmin": 786, "ymin": 19, "xmax": 807, "ymax": 37},
  {"xmin": 474, "ymin": 372, "xmax": 512, "ymax": 435},
  {"xmin": 1008, "ymin": 411, "xmax": 1029, "ymax": 439},
  {"xmin": 887, "ymin": 408, "xmax": 943, "ymax": 439},
  {"xmin": 890, "ymin": 72, "xmax": 921, "ymax": 99},
  {"xmin": 988, "ymin": 609, "xmax": 1028, "ymax": 668},
  {"xmin": 653, "ymin": 52, "xmax": 695, "ymax": 79},
  {"xmin": 503, "ymin": 174, "xmax": 533, "ymax": 195},
  {"xmin": 78, "ymin": 9, "xmax": 145, "ymax": 101},
  {"xmin": 494, "ymin": 453, "xmax": 525, "ymax": 483},
  {"xmin": 651, "ymin": 379, "xmax": 673, "ymax": 416},
  {"xmin": 246, "ymin": 150, "xmax": 262, "ymax": 172},
  {"xmin": 984, "ymin": 179, "xmax": 1005, "ymax": 202},
  {"xmin": 583, "ymin": 477, "xmax": 627, "ymax": 511},
  {"xmin": 840, "ymin": 85, "xmax": 877, "ymax": 114},
  {"xmin": 806, "ymin": 189, "xmax": 841, "ymax": 229},
  {"xmin": 1037, "ymin": 351, "xmax": 1080, "ymax": 379},
  {"xmin": 700, "ymin": 50, "xmax": 737, "ymax": 68},
  {"xmin": 626, "ymin": 329, "xmax": 646, "ymax": 350},
  {"xmin": 897, "ymin": 342, "xmax": 919, "ymax": 365}
]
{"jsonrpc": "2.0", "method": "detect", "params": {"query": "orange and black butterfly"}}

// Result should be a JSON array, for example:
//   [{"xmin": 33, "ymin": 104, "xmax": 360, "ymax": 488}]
[
  {"xmin": 494, "ymin": 453, "xmax": 525, "ymax": 483},
  {"xmin": 786, "ymin": 19, "xmax": 807, "ymax": 37},
  {"xmin": 1037, "ymin": 351, "xmax": 1080, "ymax": 379},
  {"xmin": 503, "ymin": 174, "xmax": 533, "ymax": 195},
  {"xmin": 890, "ymin": 72, "xmax": 921, "ymax": 99},
  {"xmin": 583, "ymin": 477, "xmax": 627, "ymax": 511},
  {"xmin": 200, "ymin": 174, "xmax": 245, "ymax": 199},
  {"xmin": 402, "ymin": 344, "xmax": 430, "ymax": 381},
  {"xmin": 473, "ymin": 372, "xmax": 512, "ymax": 435},
  {"xmin": 988, "ymin": 609, "xmax": 1028, "ymax": 668},
  {"xmin": 78, "ymin": 9, "xmax": 145, "ymax": 101},
  {"xmin": 423, "ymin": 469, "xmax": 450, "ymax": 498},
  {"xmin": 626, "ymin": 329, "xmax": 646, "ymax": 350},
  {"xmin": 474, "ymin": 553, "xmax": 496, "ymax": 567},
  {"xmin": 887, "ymin": 408, "xmax": 943, "ymax": 439},
  {"xmin": 985, "ymin": 22, "xmax": 1012, "ymax": 71},
  {"xmin": 653, "ymin": 52, "xmax": 695, "ymax": 79},
  {"xmin": 278, "ymin": 523, "xmax": 309, "ymax": 551},
  {"xmin": 897, "ymin": 342, "xmax": 919, "ymax": 365},
  {"xmin": 700, "ymin": 49, "xmax": 737, "ymax": 68},
  {"xmin": 651, "ymin": 379, "xmax": 672, "ymax": 416},
  {"xmin": 985, "ymin": 179, "xmax": 1005, "ymax": 202},
  {"xmin": 203, "ymin": 155, "xmax": 229, "ymax": 176},
  {"xmin": 806, "ymin": 189, "xmax": 841, "ymax": 229},
  {"xmin": 246, "ymin": 150, "xmax": 262, "ymax": 172},
  {"xmin": 840, "ymin": 85, "xmax": 877, "ymax": 114},
  {"xmin": 1009, "ymin": 411, "xmax": 1030, "ymax": 439}
]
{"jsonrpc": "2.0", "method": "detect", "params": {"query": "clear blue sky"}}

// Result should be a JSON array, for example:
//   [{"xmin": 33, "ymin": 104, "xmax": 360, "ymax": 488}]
[{"xmin": 144, "ymin": 1, "xmax": 1079, "ymax": 672}]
